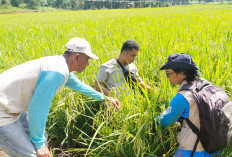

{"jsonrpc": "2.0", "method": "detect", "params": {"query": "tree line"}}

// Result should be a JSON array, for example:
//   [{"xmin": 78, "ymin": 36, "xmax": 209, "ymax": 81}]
[{"xmin": 0, "ymin": 0, "xmax": 228, "ymax": 11}]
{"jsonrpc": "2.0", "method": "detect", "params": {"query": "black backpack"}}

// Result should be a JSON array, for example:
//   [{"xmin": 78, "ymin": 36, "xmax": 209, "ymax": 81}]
[{"xmin": 179, "ymin": 79, "xmax": 232, "ymax": 157}]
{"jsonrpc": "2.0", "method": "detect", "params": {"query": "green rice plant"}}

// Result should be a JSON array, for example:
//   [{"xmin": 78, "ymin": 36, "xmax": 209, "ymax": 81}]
[{"xmin": 0, "ymin": 4, "xmax": 232, "ymax": 156}]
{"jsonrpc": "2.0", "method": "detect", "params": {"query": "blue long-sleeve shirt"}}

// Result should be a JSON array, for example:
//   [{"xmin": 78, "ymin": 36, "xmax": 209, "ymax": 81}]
[
  {"xmin": 157, "ymin": 93, "xmax": 189, "ymax": 127},
  {"xmin": 65, "ymin": 73, "xmax": 104, "ymax": 100},
  {"xmin": 28, "ymin": 71, "xmax": 105, "ymax": 148},
  {"xmin": 0, "ymin": 55, "xmax": 104, "ymax": 149},
  {"xmin": 28, "ymin": 72, "xmax": 105, "ymax": 148}
]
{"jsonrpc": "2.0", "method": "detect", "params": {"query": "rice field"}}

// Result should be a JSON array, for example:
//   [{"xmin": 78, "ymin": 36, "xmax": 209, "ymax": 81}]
[{"xmin": 0, "ymin": 4, "xmax": 232, "ymax": 156}]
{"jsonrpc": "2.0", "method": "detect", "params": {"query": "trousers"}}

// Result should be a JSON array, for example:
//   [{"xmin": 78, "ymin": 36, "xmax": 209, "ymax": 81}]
[{"xmin": 0, "ymin": 112, "xmax": 48, "ymax": 157}]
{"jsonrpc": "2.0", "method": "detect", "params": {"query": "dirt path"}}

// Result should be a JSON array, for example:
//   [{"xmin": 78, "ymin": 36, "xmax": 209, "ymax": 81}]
[{"xmin": 0, "ymin": 149, "xmax": 8, "ymax": 157}]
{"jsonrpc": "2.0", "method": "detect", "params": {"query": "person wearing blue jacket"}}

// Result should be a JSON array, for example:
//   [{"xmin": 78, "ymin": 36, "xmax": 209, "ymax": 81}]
[
  {"xmin": 0, "ymin": 37, "xmax": 120, "ymax": 157},
  {"xmin": 157, "ymin": 53, "xmax": 217, "ymax": 157}
]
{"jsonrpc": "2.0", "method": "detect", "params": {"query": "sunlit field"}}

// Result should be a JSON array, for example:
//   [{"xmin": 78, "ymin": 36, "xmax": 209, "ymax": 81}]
[{"xmin": 0, "ymin": 4, "xmax": 232, "ymax": 156}]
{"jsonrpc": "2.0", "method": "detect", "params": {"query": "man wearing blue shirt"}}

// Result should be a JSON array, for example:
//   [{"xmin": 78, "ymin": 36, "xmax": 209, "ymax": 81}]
[{"xmin": 0, "ymin": 37, "xmax": 120, "ymax": 157}]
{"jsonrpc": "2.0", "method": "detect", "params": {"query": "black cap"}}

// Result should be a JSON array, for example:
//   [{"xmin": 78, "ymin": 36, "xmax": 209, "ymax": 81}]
[{"xmin": 160, "ymin": 53, "xmax": 199, "ymax": 70}]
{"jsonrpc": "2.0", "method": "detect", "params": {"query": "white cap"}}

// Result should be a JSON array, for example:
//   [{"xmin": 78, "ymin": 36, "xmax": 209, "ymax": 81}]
[{"xmin": 65, "ymin": 37, "xmax": 99, "ymax": 59}]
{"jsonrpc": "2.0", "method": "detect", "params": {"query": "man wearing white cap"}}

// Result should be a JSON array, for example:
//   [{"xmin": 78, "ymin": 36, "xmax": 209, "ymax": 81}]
[{"xmin": 0, "ymin": 37, "xmax": 120, "ymax": 157}]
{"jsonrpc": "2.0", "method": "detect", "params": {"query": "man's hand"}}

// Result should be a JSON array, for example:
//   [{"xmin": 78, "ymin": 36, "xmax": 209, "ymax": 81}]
[
  {"xmin": 36, "ymin": 145, "xmax": 50, "ymax": 157},
  {"xmin": 105, "ymin": 96, "xmax": 121, "ymax": 110}
]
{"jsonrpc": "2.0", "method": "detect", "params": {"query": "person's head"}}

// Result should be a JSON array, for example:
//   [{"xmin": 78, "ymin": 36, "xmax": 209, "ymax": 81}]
[
  {"xmin": 160, "ymin": 53, "xmax": 199, "ymax": 85},
  {"xmin": 120, "ymin": 40, "xmax": 140, "ymax": 64},
  {"xmin": 64, "ymin": 37, "xmax": 99, "ymax": 73}
]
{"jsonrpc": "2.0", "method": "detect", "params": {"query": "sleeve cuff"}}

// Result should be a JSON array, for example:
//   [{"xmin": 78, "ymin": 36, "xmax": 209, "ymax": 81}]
[
  {"xmin": 99, "ymin": 93, "xmax": 105, "ymax": 101},
  {"xmin": 34, "ymin": 141, "xmax": 45, "ymax": 149}
]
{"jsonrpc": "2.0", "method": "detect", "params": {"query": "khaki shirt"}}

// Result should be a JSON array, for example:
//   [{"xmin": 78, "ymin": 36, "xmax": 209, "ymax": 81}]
[
  {"xmin": 96, "ymin": 59, "xmax": 141, "ymax": 92},
  {"xmin": 177, "ymin": 80, "xmax": 204, "ymax": 151}
]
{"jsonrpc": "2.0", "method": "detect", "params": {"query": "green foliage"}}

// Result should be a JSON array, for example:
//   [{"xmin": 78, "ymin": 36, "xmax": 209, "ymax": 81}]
[
  {"xmin": 0, "ymin": 4, "xmax": 232, "ymax": 156},
  {"xmin": 10, "ymin": 0, "xmax": 22, "ymax": 7},
  {"xmin": 70, "ymin": 0, "xmax": 83, "ymax": 9},
  {"xmin": 24, "ymin": 0, "xmax": 40, "ymax": 9},
  {"xmin": 1, "ymin": 0, "xmax": 11, "ymax": 6},
  {"xmin": 40, "ymin": 0, "xmax": 47, "ymax": 7}
]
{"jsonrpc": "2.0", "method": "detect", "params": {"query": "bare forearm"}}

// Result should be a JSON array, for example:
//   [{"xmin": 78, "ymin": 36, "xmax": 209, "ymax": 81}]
[
  {"xmin": 100, "ymin": 87, "xmax": 110, "ymax": 96},
  {"xmin": 139, "ymin": 81, "xmax": 151, "ymax": 93},
  {"xmin": 94, "ymin": 81, "xmax": 110, "ymax": 96}
]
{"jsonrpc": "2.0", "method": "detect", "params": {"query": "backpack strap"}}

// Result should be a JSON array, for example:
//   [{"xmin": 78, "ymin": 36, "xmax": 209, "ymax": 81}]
[
  {"xmin": 115, "ymin": 58, "xmax": 126, "ymax": 71},
  {"xmin": 196, "ymin": 81, "xmax": 210, "ymax": 92},
  {"xmin": 185, "ymin": 118, "xmax": 200, "ymax": 157},
  {"xmin": 179, "ymin": 83, "xmax": 194, "ymax": 92},
  {"xmin": 185, "ymin": 118, "xmax": 200, "ymax": 136},
  {"xmin": 192, "ymin": 137, "xmax": 200, "ymax": 157},
  {"xmin": 179, "ymin": 80, "xmax": 211, "ymax": 156},
  {"xmin": 115, "ymin": 58, "xmax": 129, "ymax": 79},
  {"xmin": 179, "ymin": 79, "xmax": 210, "ymax": 92},
  {"xmin": 180, "ymin": 82, "xmax": 201, "ymax": 157},
  {"xmin": 115, "ymin": 59, "xmax": 137, "ymax": 89}
]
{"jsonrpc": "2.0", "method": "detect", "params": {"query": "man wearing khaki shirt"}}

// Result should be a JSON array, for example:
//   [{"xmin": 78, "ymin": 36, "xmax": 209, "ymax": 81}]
[{"xmin": 94, "ymin": 40, "xmax": 150, "ymax": 96}]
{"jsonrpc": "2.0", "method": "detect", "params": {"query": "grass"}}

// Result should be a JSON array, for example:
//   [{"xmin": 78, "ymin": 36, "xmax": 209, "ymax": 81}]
[
  {"xmin": 0, "ymin": 4, "xmax": 232, "ymax": 156},
  {"xmin": 0, "ymin": 6, "xmax": 31, "ymax": 14},
  {"xmin": 0, "ymin": 6, "xmax": 65, "ymax": 14}
]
